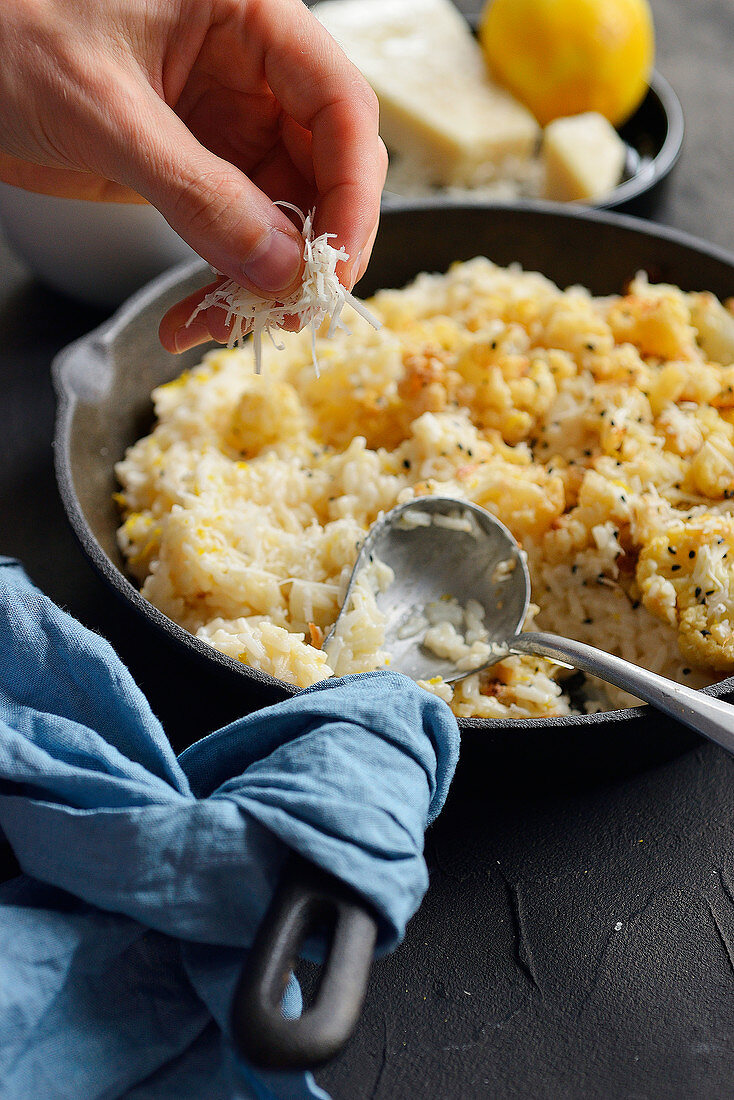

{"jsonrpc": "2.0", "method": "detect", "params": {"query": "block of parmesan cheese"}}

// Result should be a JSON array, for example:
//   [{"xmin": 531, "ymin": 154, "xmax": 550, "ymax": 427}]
[
  {"xmin": 543, "ymin": 113, "xmax": 628, "ymax": 203},
  {"xmin": 313, "ymin": 0, "xmax": 540, "ymax": 189}
]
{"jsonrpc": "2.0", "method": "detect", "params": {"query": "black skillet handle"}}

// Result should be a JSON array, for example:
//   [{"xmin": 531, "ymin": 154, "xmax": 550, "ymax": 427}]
[{"xmin": 231, "ymin": 855, "xmax": 379, "ymax": 1071}]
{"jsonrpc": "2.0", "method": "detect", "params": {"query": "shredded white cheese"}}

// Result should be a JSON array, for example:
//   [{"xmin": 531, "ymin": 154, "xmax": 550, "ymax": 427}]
[{"xmin": 186, "ymin": 202, "xmax": 381, "ymax": 374}]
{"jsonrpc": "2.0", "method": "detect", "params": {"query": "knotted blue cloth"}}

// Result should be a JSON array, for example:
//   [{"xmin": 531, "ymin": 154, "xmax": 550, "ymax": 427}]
[{"xmin": 0, "ymin": 559, "xmax": 460, "ymax": 1098}]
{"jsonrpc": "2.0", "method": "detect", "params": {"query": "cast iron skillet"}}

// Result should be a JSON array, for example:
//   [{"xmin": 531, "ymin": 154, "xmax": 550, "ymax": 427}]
[{"xmin": 53, "ymin": 202, "xmax": 734, "ymax": 1068}]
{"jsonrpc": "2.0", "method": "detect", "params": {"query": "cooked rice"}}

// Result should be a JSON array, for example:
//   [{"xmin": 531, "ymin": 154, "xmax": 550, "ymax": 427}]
[{"xmin": 115, "ymin": 259, "xmax": 734, "ymax": 719}]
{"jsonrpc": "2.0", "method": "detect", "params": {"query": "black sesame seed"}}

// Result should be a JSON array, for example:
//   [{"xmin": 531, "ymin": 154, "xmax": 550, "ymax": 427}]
[
  {"xmin": 583, "ymin": 617, "xmax": 593, "ymax": 624},
  {"xmin": 671, "ymin": 564, "xmax": 681, "ymax": 571},
  {"xmin": 682, "ymin": 668, "xmax": 691, "ymax": 675},
  {"xmin": 695, "ymin": 587, "xmax": 702, "ymax": 598},
  {"xmin": 702, "ymin": 630, "xmax": 711, "ymax": 637},
  {"xmin": 668, "ymin": 546, "xmax": 676, "ymax": 554},
  {"xmin": 689, "ymin": 550, "xmax": 696, "ymax": 558}
]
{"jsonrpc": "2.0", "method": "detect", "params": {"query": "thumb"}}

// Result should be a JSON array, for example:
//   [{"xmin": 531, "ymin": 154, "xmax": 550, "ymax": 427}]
[{"xmin": 116, "ymin": 97, "xmax": 304, "ymax": 297}]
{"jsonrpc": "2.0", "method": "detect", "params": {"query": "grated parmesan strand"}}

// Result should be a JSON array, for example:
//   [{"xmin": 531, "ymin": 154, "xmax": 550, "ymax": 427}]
[{"xmin": 186, "ymin": 203, "xmax": 381, "ymax": 374}]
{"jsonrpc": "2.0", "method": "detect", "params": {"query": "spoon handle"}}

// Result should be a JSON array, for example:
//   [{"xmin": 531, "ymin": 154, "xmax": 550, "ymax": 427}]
[{"xmin": 512, "ymin": 632, "xmax": 734, "ymax": 756}]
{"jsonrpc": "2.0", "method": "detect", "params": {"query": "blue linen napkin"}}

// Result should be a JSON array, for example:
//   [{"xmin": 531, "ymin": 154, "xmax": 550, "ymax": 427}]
[{"xmin": 0, "ymin": 558, "xmax": 460, "ymax": 1098}]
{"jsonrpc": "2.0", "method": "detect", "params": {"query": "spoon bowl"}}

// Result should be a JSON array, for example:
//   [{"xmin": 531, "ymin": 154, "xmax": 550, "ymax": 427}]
[
  {"xmin": 329, "ymin": 496, "xmax": 734, "ymax": 756},
  {"xmin": 328, "ymin": 498, "xmax": 529, "ymax": 682}
]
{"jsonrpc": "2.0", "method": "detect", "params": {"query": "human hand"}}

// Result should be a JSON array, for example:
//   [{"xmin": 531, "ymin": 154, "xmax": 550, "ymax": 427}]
[{"xmin": 0, "ymin": 0, "xmax": 386, "ymax": 351}]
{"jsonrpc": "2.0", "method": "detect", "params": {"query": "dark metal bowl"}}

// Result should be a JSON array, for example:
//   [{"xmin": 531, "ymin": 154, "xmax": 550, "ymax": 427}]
[
  {"xmin": 604, "ymin": 70, "xmax": 685, "ymax": 214},
  {"xmin": 53, "ymin": 203, "xmax": 734, "ymax": 763},
  {"xmin": 381, "ymin": 70, "xmax": 684, "ymax": 218}
]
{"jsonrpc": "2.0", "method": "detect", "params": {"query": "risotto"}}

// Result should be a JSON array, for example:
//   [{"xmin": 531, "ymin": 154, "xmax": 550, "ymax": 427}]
[{"xmin": 115, "ymin": 258, "xmax": 734, "ymax": 719}]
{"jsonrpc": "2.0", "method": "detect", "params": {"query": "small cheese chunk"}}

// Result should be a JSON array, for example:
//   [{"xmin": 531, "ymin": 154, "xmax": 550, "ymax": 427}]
[
  {"xmin": 542, "ymin": 112, "xmax": 627, "ymax": 202},
  {"xmin": 313, "ymin": 0, "xmax": 540, "ymax": 189}
]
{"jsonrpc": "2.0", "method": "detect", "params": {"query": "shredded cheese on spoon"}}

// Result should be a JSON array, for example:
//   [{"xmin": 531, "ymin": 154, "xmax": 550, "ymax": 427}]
[{"xmin": 186, "ymin": 202, "xmax": 381, "ymax": 374}]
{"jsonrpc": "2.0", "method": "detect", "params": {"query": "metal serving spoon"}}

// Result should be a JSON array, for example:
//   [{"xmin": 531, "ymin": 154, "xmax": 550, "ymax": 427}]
[{"xmin": 329, "ymin": 496, "xmax": 734, "ymax": 756}]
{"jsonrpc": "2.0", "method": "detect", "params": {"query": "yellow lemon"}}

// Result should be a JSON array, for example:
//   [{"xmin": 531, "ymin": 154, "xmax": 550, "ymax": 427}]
[{"xmin": 479, "ymin": 0, "xmax": 655, "ymax": 127}]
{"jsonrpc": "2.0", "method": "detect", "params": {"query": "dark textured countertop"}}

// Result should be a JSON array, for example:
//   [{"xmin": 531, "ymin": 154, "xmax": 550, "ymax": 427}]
[{"xmin": 1, "ymin": 0, "xmax": 732, "ymax": 1097}]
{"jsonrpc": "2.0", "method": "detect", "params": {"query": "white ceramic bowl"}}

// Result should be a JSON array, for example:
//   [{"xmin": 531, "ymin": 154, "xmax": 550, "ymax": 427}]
[{"xmin": 0, "ymin": 182, "xmax": 197, "ymax": 308}]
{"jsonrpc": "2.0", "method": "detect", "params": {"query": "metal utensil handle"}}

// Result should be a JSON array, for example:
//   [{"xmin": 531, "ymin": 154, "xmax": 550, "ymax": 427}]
[
  {"xmin": 513, "ymin": 632, "xmax": 734, "ymax": 755},
  {"xmin": 231, "ymin": 855, "xmax": 378, "ymax": 1071}
]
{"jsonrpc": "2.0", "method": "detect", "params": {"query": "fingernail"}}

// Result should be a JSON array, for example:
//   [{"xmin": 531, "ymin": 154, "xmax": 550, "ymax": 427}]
[
  {"xmin": 351, "ymin": 249, "xmax": 365, "ymax": 285},
  {"xmin": 242, "ymin": 229, "xmax": 303, "ymax": 293},
  {"xmin": 173, "ymin": 320, "xmax": 211, "ymax": 353}
]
